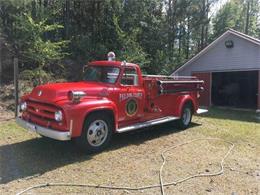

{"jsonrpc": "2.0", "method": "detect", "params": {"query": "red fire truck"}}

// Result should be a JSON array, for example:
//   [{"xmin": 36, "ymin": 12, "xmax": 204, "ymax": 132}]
[{"xmin": 16, "ymin": 52, "xmax": 207, "ymax": 153}]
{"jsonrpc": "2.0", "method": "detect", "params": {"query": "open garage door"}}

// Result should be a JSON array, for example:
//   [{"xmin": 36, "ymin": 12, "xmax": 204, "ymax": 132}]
[{"xmin": 212, "ymin": 71, "xmax": 258, "ymax": 109}]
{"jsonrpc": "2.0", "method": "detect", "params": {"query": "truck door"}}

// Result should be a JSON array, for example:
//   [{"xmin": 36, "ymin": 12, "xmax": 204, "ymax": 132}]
[{"xmin": 118, "ymin": 67, "xmax": 145, "ymax": 123}]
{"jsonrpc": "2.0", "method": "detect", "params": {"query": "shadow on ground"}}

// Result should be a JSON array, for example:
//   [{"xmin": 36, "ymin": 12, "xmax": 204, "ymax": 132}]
[
  {"xmin": 0, "ymin": 122, "xmax": 200, "ymax": 184},
  {"xmin": 201, "ymin": 107, "xmax": 259, "ymax": 123}
]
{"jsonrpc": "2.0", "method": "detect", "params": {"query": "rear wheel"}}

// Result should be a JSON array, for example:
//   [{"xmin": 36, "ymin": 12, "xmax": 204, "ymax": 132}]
[
  {"xmin": 75, "ymin": 113, "xmax": 113, "ymax": 153},
  {"xmin": 177, "ymin": 104, "xmax": 193, "ymax": 129}
]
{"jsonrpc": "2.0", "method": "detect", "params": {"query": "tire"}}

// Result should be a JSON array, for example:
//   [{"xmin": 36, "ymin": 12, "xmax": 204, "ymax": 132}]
[
  {"xmin": 177, "ymin": 103, "xmax": 193, "ymax": 130},
  {"xmin": 75, "ymin": 112, "xmax": 113, "ymax": 153}
]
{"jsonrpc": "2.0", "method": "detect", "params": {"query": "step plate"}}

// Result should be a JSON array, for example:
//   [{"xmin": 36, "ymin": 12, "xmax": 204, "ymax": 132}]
[
  {"xmin": 196, "ymin": 108, "xmax": 208, "ymax": 114},
  {"xmin": 117, "ymin": 116, "xmax": 180, "ymax": 133}
]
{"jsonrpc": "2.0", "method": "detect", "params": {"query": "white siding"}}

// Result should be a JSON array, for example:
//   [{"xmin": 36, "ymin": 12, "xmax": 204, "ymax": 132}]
[{"xmin": 177, "ymin": 34, "xmax": 260, "ymax": 76}]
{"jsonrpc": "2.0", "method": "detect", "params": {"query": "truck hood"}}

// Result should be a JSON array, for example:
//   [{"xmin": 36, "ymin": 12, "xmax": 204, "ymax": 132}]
[{"xmin": 29, "ymin": 82, "xmax": 107, "ymax": 103}]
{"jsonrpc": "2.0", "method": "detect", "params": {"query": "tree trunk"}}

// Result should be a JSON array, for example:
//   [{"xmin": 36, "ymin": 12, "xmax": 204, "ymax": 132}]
[
  {"xmin": 186, "ymin": 18, "xmax": 190, "ymax": 59},
  {"xmin": 91, "ymin": 1, "xmax": 96, "ymax": 47},
  {"xmin": 31, "ymin": 0, "xmax": 37, "ymax": 19},
  {"xmin": 200, "ymin": 0, "xmax": 206, "ymax": 50},
  {"xmin": 245, "ymin": 1, "xmax": 250, "ymax": 34},
  {"xmin": 14, "ymin": 57, "xmax": 18, "ymax": 117},
  {"xmin": 200, "ymin": 25, "xmax": 204, "ymax": 50},
  {"xmin": 167, "ymin": 0, "xmax": 177, "ymax": 59},
  {"xmin": 167, "ymin": 0, "xmax": 173, "ymax": 57},
  {"xmin": 64, "ymin": 0, "xmax": 70, "ymax": 39},
  {"xmin": 205, "ymin": 0, "xmax": 209, "ymax": 46},
  {"xmin": 178, "ymin": 25, "xmax": 182, "ymax": 55},
  {"xmin": 0, "ymin": 36, "xmax": 2, "ymax": 86}
]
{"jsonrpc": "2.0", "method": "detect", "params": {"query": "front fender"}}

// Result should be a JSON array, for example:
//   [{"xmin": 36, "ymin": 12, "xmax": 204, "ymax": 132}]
[{"xmin": 61, "ymin": 98, "xmax": 118, "ymax": 137}]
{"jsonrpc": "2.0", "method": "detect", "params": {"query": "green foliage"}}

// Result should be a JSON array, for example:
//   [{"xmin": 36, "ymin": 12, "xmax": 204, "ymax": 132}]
[
  {"xmin": 212, "ymin": 0, "xmax": 260, "ymax": 39},
  {"xmin": 154, "ymin": 50, "xmax": 172, "ymax": 75},
  {"xmin": 212, "ymin": 1, "xmax": 243, "ymax": 38},
  {"xmin": 1, "ymin": 0, "xmax": 260, "ymax": 82},
  {"xmin": 113, "ymin": 17, "xmax": 150, "ymax": 70},
  {"xmin": 19, "ymin": 68, "xmax": 52, "ymax": 87},
  {"xmin": 10, "ymin": 13, "xmax": 68, "ymax": 85},
  {"xmin": 14, "ymin": 14, "xmax": 68, "ymax": 66}
]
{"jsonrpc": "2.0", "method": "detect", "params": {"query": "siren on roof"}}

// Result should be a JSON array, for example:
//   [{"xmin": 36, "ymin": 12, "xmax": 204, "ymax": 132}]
[{"xmin": 107, "ymin": 51, "xmax": 116, "ymax": 61}]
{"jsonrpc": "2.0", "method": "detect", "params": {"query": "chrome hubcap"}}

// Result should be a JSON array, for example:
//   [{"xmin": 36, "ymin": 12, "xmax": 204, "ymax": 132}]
[
  {"xmin": 182, "ymin": 108, "xmax": 191, "ymax": 126},
  {"xmin": 87, "ymin": 120, "xmax": 108, "ymax": 147}
]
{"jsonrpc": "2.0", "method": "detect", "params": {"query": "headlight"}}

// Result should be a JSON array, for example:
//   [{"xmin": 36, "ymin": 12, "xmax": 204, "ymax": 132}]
[
  {"xmin": 20, "ymin": 102, "xmax": 27, "ymax": 111},
  {"xmin": 68, "ymin": 91, "xmax": 86, "ymax": 103},
  {"xmin": 54, "ymin": 110, "xmax": 63, "ymax": 122}
]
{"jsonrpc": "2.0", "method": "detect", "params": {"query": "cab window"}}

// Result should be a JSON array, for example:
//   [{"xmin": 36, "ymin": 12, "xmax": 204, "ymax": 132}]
[
  {"xmin": 83, "ymin": 66, "xmax": 120, "ymax": 84},
  {"xmin": 120, "ymin": 68, "xmax": 138, "ymax": 86}
]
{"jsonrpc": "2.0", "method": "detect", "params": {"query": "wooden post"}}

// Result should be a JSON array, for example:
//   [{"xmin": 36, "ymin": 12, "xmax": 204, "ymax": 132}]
[
  {"xmin": 14, "ymin": 57, "xmax": 18, "ymax": 117},
  {"xmin": 0, "ymin": 37, "xmax": 2, "ymax": 86},
  {"xmin": 257, "ymin": 70, "xmax": 260, "ymax": 112}
]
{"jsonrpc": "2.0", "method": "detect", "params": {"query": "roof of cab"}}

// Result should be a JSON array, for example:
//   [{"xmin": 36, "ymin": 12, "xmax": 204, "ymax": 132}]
[{"xmin": 89, "ymin": 61, "xmax": 139, "ymax": 68}]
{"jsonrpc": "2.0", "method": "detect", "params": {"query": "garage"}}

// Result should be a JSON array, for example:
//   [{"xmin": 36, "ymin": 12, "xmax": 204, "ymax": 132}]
[
  {"xmin": 172, "ymin": 29, "xmax": 260, "ymax": 111},
  {"xmin": 211, "ymin": 71, "xmax": 258, "ymax": 109}
]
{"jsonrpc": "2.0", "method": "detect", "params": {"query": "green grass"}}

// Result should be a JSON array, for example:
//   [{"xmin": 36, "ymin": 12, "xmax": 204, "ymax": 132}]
[
  {"xmin": 0, "ymin": 107, "xmax": 259, "ymax": 188},
  {"xmin": 193, "ymin": 107, "xmax": 260, "ymax": 145},
  {"xmin": 1, "ymin": 107, "xmax": 259, "ymax": 145},
  {"xmin": 0, "ymin": 121, "xmax": 32, "ymax": 140}
]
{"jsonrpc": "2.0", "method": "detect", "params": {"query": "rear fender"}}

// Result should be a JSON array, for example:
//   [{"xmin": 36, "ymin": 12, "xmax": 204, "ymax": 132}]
[{"xmin": 176, "ymin": 95, "xmax": 197, "ymax": 117}]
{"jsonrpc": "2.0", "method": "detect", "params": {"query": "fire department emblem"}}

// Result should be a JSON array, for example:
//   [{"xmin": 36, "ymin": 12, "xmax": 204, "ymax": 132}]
[
  {"xmin": 38, "ymin": 90, "xmax": 42, "ymax": 96},
  {"xmin": 126, "ymin": 99, "xmax": 138, "ymax": 116}
]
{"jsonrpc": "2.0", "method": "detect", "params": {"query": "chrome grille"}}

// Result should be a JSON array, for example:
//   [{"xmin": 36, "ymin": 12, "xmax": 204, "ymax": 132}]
[{"xmin": 27, "ymin": 100, "xmax": 58, "ymax": 121}]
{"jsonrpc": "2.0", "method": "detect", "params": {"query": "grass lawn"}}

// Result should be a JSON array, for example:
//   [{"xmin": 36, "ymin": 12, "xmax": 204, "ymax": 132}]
[
  {"xmin": 0, "ymin": 108, "xmax": 259, "ymax": 194},
  {"xmin": 195, "ymin": 107, "xmax": 260, "ymax": 144}
]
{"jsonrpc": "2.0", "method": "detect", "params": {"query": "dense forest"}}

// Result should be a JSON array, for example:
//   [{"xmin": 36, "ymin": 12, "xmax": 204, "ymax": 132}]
[{"xmin": 0, "ymin": 0, "xmax": 260, "ymax": 84}]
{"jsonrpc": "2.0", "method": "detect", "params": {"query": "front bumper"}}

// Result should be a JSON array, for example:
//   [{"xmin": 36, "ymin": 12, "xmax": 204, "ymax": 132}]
[{"xmin": 16, "ymin": 117, "xmax": 71, "ymax": 141}]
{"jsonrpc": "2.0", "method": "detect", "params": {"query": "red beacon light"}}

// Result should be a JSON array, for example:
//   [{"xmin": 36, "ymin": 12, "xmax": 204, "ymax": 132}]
[{"xmin": 107, "ymin": 51, "xmax": 116, "ymax": 61}]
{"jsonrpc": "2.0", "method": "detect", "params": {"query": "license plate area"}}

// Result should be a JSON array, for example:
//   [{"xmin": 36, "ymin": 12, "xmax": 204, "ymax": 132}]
[{"xmin": 26, "ymin": 123, "xmax": 37, "ymax": 132}]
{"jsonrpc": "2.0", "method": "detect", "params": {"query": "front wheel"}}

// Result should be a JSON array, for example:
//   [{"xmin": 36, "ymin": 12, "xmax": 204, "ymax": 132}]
[
  {"xmin": 75, "ymin": 113, "xmax": 113, "ymax": 153},
  {"xmin": 177, "ymin": 104, "xmax": 193, "ymax": 129}
]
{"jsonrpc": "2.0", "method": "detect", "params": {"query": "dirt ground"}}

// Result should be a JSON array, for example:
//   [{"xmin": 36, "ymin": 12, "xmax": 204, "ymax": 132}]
[
  {"xmin": 0, "ymin": 108, "xmax": 259, "ymax": 195},
  {"xmin": 0, "ymin": 84, "xmax": 16, "ymax": 122},
  {"xmin": 0, "ymin": 105, "xmax": 14, "ymax": 122}
]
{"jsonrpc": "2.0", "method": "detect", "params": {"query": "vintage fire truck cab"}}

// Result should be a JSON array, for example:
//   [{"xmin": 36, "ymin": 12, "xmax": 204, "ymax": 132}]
[{"xmin": 16, "ymin": 52, "xmax": 207, "ymax": 153}]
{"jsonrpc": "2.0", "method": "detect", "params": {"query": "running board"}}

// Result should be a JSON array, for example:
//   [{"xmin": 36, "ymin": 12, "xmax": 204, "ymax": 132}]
[{"xmin": 117, "ymin": 116, "xmax": 180, "ymax": 133}]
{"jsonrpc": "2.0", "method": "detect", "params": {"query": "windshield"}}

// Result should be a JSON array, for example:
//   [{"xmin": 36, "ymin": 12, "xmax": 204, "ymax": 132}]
[{"xmin": 83, "ymin": 66, "xmax": 120, "ymax": 84}]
